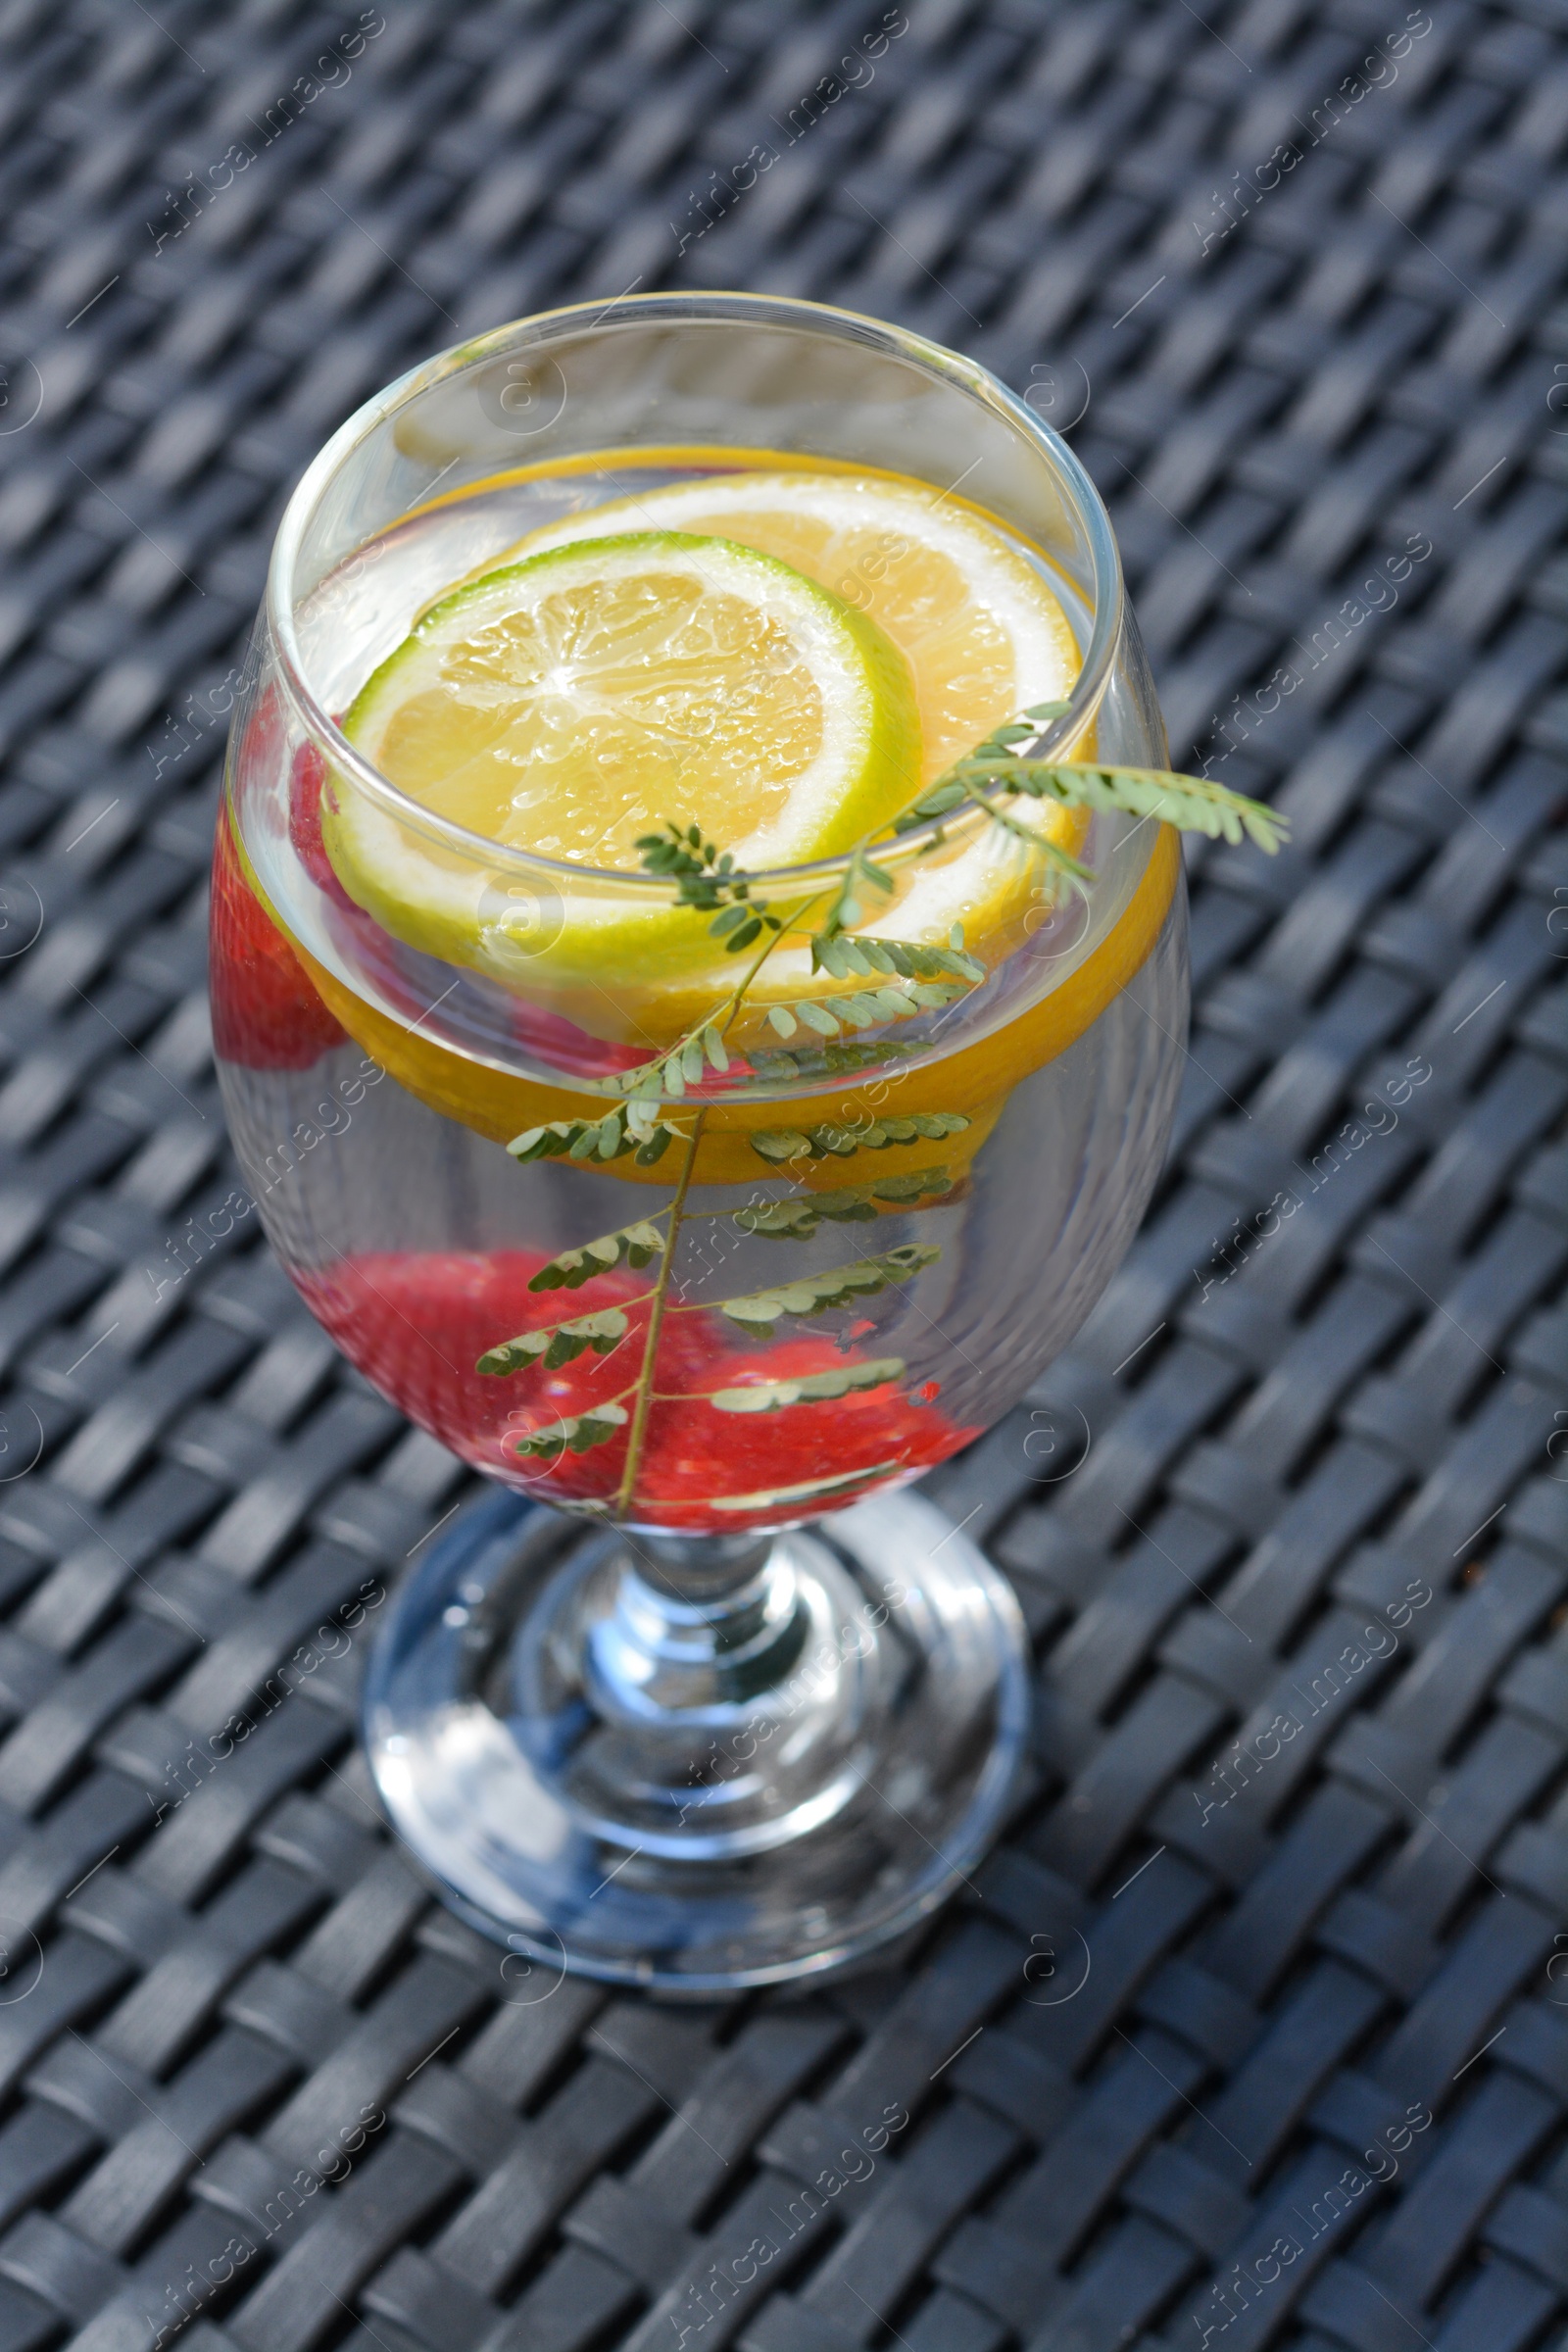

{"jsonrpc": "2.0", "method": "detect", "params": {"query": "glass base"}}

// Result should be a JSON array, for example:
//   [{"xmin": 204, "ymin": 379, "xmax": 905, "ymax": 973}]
[{"xmin": 363, "ymin": 1485, "xmax": 1030, "ymax": 1992}]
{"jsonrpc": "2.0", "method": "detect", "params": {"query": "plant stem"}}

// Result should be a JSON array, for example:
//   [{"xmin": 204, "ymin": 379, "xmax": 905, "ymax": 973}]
[
  {"xmin": 714, "ymin": 887, "xmax": 832, "ymax": 1042},
  {"xmin": 606, "ymin": 893, "xmax": 830, "ymax": 1105},
  {"xmin": 612, "ymin": 1107, "xmax": 707, "ymax": 1520}
]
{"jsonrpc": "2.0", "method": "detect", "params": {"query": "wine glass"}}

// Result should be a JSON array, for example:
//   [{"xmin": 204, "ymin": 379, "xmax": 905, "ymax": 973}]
[{"xmin": 212, "ymin": 293, "xmax": 1188, "ymax": 1989}]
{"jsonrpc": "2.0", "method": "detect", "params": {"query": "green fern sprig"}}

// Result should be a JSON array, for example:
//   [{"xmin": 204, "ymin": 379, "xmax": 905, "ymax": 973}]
[
  {"xmin": 634, "ymin": 819, "xmax": 786, "ymax": 953},
  {"xmin": 964, "ymin": 758, "xmax": 1286, "ymax": 851},
  {"xmin": 900, "ymin": 756, "xmax": 1285, "ymax": 858},
  {"xmin": 741, "ymin": 1037, "xmax": 929, "ymax": 1084},
  {"xmin": 710, "ymin": 1244, "xmax": 941, "ymax": 1338},
  {"xmin": 485, "ymin": 707, "xmax": 1288, "ymax": 1504},
  {"xmin": 751, "ymin": 1110, "xmax": 969, "ymax": 1164},
  {"xmin": 508, "ymin": 1105, "xmax": 681, "ymax": 1167},
  {"xmin": 889, "ymin": 695, "xmax": 1287, "ymax": 860},
  {"xmin": 477, "ymin": 1307, "xmax": 629, "ymax": 1378}
]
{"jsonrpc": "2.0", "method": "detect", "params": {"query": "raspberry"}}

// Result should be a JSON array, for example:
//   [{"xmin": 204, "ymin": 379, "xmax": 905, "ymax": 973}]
[{"xmin": 209, "ymin": 806, "xmax": 347, "ymax": 1070}]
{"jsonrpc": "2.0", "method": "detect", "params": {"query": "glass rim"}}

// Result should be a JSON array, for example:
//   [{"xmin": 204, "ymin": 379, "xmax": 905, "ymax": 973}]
[{"xmin": 265, "ymin": 289, "xmax": 1127, "ymax": 893}]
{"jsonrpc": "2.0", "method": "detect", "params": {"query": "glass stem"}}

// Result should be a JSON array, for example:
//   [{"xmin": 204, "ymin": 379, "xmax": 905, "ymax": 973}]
[
  {"xmin": 591, "ymin": 1525, "xmax": 806, "ymax": 1719},
  {"xmin": 624, "ymin": 1527, "xmax": 774, "ymax": 1602},
  {"xmin": 613, "ymin": 1107, "xmax": 706, "ymax": 1520}
]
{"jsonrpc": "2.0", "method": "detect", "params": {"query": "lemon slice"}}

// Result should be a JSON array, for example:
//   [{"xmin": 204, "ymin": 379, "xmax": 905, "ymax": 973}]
[
  {"xmin": 323, "ymin": 530, "xmax": 919, "ymax": 985},
  {"xmin": 464, "ymin": 469, "xmax": 1080, "ymax": 785},
  {"xmin": 473, "ymin": 470, "xmax": 1087, "ymax": 1037}
]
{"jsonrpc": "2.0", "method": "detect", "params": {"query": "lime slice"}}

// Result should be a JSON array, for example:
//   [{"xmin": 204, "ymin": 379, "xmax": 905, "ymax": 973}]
[
  {"xmin": 323, "ymin": 530, "xmax": 919, "ymax": 985},
  {"xmin": 468, "ymin": 470, "xmax": 1080, "ymax": 785}
]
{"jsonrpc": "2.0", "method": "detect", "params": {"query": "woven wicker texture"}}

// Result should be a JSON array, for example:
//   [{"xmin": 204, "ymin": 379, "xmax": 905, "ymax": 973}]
[{"xmin": 0, "ymin": 0, "xmax": 1563, "ymax": 2346}]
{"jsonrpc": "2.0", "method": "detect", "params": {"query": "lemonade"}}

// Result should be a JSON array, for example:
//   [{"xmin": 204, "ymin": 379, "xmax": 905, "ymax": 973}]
[
  {"xmin": 212, "ymin": 296, "xmax": 1224, "ymax": 1988},
  {"xmin": 214, "ymin": 447, "xmax": 1187, "ymax": 1530}
]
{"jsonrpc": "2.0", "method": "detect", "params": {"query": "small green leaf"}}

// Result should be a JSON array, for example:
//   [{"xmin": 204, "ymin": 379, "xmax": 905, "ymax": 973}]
[
  {"xmin": 767, "ymin": 1004, "xmax": 797, "ymax": 1037},
  {"xmin": 805, "ymin": 1195, "xmax": 878, "ymax": 1225},
  {"xmin": 506, "ymin": 1122, "xmax": 572, "ymax": 1162},
  {"xmin": 809, "ymin": 1123, "xmax": 861, "ymax": 1156},
  {"xmin": 865, "ymin": 1164, "xmax": 955, "ymax": 1202},
  {"xmin": 890, "ymin": 777, "xmax": 966, "ymax": 833},
  {"xmin": 734, "ymin": 1197, "xmax": 824, "ymax": 1239},
  {"xmin": 478, "ymin": 1307, "xmax": 629, "ymax": 1377},
  {"xmin": 752, "ymin": 1129, "xmax": 812, "ymax": 1163},
  {"xmin": 710, "ymin": 1358, "xmax": 906, "ymax": 1413},
  {"xmin": 528, "ymin": 1221, "xmax": 665, "ymax": 1293},
  {"xmin": 514, "ymin": 1402, "xmax": 629, "ymax": 1460},
  {"xmin": 834, "ymin": 993, "xmax": 881, "ymax": 1029}
]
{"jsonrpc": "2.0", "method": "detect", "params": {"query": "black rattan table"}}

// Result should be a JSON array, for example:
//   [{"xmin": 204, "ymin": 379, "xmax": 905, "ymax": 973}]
[{"xmin": 0, "ymin": 4, "xmax": 1564, "ymax": 2348}]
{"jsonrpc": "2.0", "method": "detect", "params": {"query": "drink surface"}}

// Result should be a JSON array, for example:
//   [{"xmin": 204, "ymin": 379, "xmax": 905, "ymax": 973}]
[
  {"xmin": 303, "ymin": 457, "xmax": 1099, "ymax": 1040},
  {"xmin": 214, "ymin": 453, "xmax": 1185, "ymax": 1529}
]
